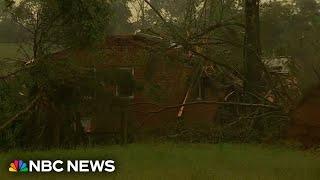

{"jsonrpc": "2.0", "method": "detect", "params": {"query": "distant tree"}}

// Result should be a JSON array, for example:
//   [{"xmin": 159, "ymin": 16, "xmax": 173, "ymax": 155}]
[
  {"xmin": 0, "ymin": 0, "xmax": 112, "ymax": 148},
  {"xmin": 260, "ymin": 1, "xmax": 295, "ymax": 56},
  {"xmin": 133, "ymin": 0, "xmax": 290, "ymax": 143},
  {"xmin": 260, "ymin": 0, "xmax": 320, "ymax": 89},
  {"xmin": 108, "ymin": 0, "xmax": 133, "ymax": 34}
]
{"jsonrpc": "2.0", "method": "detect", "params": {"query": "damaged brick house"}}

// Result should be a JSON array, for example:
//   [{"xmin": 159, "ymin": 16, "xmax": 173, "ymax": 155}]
[
  {"xmin": 263, "ymin": 57, "xmax": 320, "ymax": 146},
  {"xmin": 53, "ymin": 34, "xmax": 318, "ymax": 144},
  {"xmin": 55, "ymin": 34, "xmax": 224, "ymax": 139}
]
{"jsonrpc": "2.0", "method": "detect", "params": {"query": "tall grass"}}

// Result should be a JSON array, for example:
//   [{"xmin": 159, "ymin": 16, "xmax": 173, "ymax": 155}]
[{"xmin": 0, "ymin": 143, "xmax": 319, "ymax": 180}]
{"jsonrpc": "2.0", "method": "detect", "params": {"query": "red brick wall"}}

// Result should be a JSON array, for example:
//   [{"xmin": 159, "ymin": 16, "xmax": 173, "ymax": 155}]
[{"xmin": 57, "ymin": 35, "xmax": 221, "ymax": 135}]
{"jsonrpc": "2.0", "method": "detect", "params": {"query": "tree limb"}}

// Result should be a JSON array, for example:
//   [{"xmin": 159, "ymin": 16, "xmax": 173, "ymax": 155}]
[
  {"xmin": 143, "ymin": 0, "xmax": 184, "ymax": 41},
  {"xmin": 130, "ymin": 100, "xmax": 280, "ymax": 115},
  {"xmin": 0, "ymin": 96, "xmax": 40, "ymax": 131},
  {"xmin": 190, "ymin": 49, "xmax": 245, "ymax": 80},
  {"xmin": 0, "ymin": 65, "xmax": 34, "ymax": 81},
  {"xmin": 143, "ymin": 0, "xmax": 166, "ymax": 24},
  {"xmin": 192, "ymin": 22, "xmax": 245, "ymax": 39}
]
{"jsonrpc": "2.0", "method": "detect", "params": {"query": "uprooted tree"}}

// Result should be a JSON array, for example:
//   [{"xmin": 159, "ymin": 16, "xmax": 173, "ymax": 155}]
[{"xmin": 133, "ymin": 0, "xmax": 292, "ymax": 142}]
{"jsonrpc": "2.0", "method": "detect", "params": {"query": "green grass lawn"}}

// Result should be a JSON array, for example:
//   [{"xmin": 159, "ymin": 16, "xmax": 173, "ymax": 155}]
[
  {"xmin": 0, "ymin": 43, "xmax": 23, "ymax": 59},
  {"xmin": 0, "ymin": 143, "xmax": 319, "ymax": 180}
]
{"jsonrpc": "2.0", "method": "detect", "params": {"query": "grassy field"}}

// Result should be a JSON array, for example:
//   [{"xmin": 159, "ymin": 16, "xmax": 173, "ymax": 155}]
[
  {"xmin": 0, "ymin": 143, "xmax": 319, "ymax": 180},
  {"xmin": 0, "ymin": 43, "xmax": 22, "ymax": 59},
  {"xmin": 0, "ymin": 43, "xmax": 319, "ymax": 179}
]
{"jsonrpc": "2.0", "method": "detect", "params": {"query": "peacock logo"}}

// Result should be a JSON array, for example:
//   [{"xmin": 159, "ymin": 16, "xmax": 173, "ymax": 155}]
[{"xmin": 9, "ymin": 160, "xmax": 28, "ymax": 173}]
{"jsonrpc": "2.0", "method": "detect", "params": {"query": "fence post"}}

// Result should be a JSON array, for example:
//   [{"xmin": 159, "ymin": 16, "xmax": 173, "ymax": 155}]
[{"xmin": 120, "ymin": 106, "xmax": 128, "ymax": 145}]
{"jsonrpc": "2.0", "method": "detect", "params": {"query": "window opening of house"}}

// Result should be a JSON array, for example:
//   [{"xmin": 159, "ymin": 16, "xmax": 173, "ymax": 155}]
[
  {"xmin": 116, "ymin": 67, "xmax": 135, "ymax": 99},
  {"xmin": 196, "ymin": 75, "xmax": 210, "ymax": 100},
  {"xmin": 81, "ymin": 117, "xmax": 92, "ymax": 133}
]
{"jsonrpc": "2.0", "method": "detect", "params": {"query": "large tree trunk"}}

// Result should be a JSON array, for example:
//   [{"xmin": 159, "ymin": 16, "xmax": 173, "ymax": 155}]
[{"xmin": 243, "ymin": 0, "xmax": 264, "ymax": 93}]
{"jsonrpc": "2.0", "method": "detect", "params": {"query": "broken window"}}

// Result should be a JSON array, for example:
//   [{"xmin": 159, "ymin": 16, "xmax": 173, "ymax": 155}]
[
  {"xmin": 196, "ymin": 76, "xmax": 210, "ymax": 100},
  {"xmin": 81, "ymin": 117, "xmax": 92, "ymax": 133},
  {"xmin": 115, "ymin": 67, "xmax": 135, "ymax": 98}
]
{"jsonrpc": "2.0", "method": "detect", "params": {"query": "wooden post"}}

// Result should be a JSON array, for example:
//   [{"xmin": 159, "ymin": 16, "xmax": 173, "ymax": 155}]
[{"xmin": 120, "ymin": 107, "xmax": 128, "ymax": 145}]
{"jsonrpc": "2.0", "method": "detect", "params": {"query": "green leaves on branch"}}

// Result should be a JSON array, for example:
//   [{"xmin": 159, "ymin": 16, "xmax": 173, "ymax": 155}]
[
  {"xmin": 5, "ymin": 0, "xmax": 111, "ymax": 49},
  {"xmin": 55, "ymin": 0, "xmax": 111, "ymax": 46}
]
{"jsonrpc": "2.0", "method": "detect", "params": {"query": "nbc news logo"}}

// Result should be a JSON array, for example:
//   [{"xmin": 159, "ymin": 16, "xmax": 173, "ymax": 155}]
[
  {"xmin": 9, "ymin": 160, "xmax": 28, "ymax": 173},
  {"xmin": 9, "ymin": 160, "xmax": 115, "ymax": 173}
]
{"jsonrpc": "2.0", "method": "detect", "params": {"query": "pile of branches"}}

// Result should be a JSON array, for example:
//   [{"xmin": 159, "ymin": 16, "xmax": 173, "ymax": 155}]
[{"xmin": 129, "ymin": 0, "xmax": 299, "ymax": 143}]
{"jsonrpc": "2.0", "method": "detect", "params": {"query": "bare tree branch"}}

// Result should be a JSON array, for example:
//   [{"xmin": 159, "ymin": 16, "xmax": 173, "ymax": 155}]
[
  {"xmin": 130, "ymin": 100, "xmax": 279, "ymax": 114},
  {"xmin": 0, "ymin": 96, "xmax": 40, "ymax": 131},
  {"xmin": 0, "ymin": 65, "xmax": 34, "ymax": 81},
  {"xmin": 0, "ymin": 57, "xmax": 28, "ymax": 64},
  {"xmin": 192, "ymin": 22, "xmax": 245, "ymax": 39},
  {"xmin": 142, "ymin": 0, "xmax": 184, "ymax": 41},
  {"xmin": 190, "ymin": 49, "xmax": 245, "ymax": 80},
  {"xmin": 143, "ymin": 0, "xmax": 166, "ymax": 24}
]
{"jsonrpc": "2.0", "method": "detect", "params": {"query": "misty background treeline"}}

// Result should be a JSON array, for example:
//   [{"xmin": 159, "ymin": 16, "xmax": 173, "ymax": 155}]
[{"xmin": 1, "ymin": 0, "xmax": 319, "ymax": 88}]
